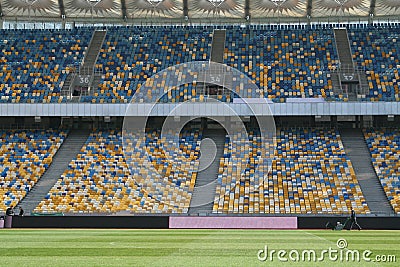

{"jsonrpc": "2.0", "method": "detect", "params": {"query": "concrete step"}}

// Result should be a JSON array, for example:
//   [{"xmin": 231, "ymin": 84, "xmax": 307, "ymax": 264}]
[
  {"xmin": 189, "ymin": 129, "xmax": 225, "ymax": 215},
  {"xmin": 63, "ymin": 31, "xmax": 106, "ymax": 100},
  {"xmin": 61, "ymin": 73, "xmax": 75, "ymax": 97},
  {"xmin": 340, "ymin": 129, "xmax": 394, "ymax": 215},
  {"xmin": 334, "ymin": 29, "xmax": 354, "ymax": 66},
  {"xmin": 17, "ymin": 129, "xmax": 91, "ymax": 214},
  {"xmin": 210, "ymin": 30, "xmax": 226, "ymax": 63},
  {"xmin": 82, "ymin": 30, "xmax": 107, "ymax": 69}
]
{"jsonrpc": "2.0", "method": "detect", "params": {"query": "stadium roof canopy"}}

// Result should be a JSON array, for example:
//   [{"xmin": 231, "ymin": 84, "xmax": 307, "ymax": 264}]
[{"xmin": 0, "ymin": 0, "xmax": 399, "ymax": 23}]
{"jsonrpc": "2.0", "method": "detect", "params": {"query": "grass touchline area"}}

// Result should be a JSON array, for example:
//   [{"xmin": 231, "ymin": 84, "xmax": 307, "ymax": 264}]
[{"xmin": 0, "ymin": 229, "xmax": 398, "ymax": 266}]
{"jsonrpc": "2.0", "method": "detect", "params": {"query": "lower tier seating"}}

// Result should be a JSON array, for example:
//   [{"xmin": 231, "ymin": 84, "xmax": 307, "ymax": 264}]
[
  {"xmin": 0, "ymin": 130, "xmax": 67, "ymax": 212},
  {"xmin": 213, "ymin": 128, "xmax": 369, "ymax": 214},
  {"xmin": 32, "ymin": 128, "xmax": 373, "ymax": 215},
  {"xmin": 35, "ymin": 129, "xmax": 201, "ymax": 213},
  {"xmin": 364, "ymin": 128, "xmax": 400, "ymax": 214}
]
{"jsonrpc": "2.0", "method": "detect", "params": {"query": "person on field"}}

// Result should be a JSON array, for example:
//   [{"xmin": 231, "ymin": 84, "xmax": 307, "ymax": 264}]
[
  {"xmin": 18, "ymin": 207, "xmax": 24, "ymax": 216},
  {"xmin": 348, "ymin": 207, "xmax": 362, "ymax": 230},
  {"xmin": 5, "ymin": 206, "xmax": 14, "ymax": 216}
]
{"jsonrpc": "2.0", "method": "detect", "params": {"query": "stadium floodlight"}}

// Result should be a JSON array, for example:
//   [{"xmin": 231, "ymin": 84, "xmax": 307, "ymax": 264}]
[
  {"xmin": 147, "ymin": 0, "xmax": 164, "ymax": 7},
  {"xmin": 86, "ymin": 0, "xmax": 102, "ymax": 6},
  {"xmin": 270, "ymin": 0, "xmax": 288, "ymax": 6},
  {"xmin": 207, "ymin": 0, "xmax": 226, "ymax": 8},
  {"xmin": 334, "ymin": 0, "xmax": 349, "ymax": 6},
  {"xmin": 23, "ymin": 0, "xmax": 38, "ymax": 4}
]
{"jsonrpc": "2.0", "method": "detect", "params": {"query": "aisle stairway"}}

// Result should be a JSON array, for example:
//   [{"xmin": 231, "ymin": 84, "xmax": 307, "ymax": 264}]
[
  {"xmin": 17, "ymin": 130, "xmax": 91, "ymax": 214},
  {"xmin": 340, "ymin": 129, "xmax": 394, "ymax": 215},
  {"xmin": 189, "ymin": 129, "xmax": 225, "ymax": 215}
]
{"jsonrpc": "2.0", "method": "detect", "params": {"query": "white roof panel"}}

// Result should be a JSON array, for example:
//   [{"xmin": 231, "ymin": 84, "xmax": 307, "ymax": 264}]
[
  {"xmin": 1, "ymin": 0, "xmax": 60, "ymax": 18},
  {"xmin": 1, "ymin": 0, "xmax": 399, "ymax": 22},
  {"xmin": 64, "ymin": 0, "xmax": 121, "ymax": 18}
]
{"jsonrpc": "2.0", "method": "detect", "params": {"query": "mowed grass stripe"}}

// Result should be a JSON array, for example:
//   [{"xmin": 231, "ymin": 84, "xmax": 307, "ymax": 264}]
[
  {"xmin": 0, "ymin": 248, "xmax": 260, "ymax": 257},
  {"xmin": 0, "ymin": 230, "xmax": 399, "ymax": 266}
]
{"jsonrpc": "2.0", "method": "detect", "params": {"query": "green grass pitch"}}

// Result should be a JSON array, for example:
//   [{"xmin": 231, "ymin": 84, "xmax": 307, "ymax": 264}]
[{"xmin": 0, "ymin": 229, "xmax": 399, "ymax": 266}]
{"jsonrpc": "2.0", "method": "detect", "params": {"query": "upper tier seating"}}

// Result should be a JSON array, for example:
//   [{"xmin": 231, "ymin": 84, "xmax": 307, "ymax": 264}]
[
  {"xmin": 0, "ymin": 130, "xmax": 67, "ymax": 212},
  {"xmin": 85, "ymin": 26, "xmax": 212, "ymax": 103},
  {"xmin": 364, "ymin": 128, "xmax": 400, "ymax": 214},
  {"xmin": 348, "ymin": 25, "xmax": 400, "ymax": 101},
  {"xmin": 213, "ymin": 128, "xmax": 369, "ymax": 214},
  {"xmin": 35, "ymin": 129, "xmax": 201, "ymax": 213},
  {"xmin": 0, "ymin": 25, "xmax": 398, "ymax": 102},
  {"xmin": 0, "ymin": 29, "xmax": 92, "ymax": 103},
  {"xmin": 224, "ymin": 27, "xmax": 340, "ymax": 100}
]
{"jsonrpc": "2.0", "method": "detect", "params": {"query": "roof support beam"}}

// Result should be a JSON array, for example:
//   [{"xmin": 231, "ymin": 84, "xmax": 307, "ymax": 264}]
[
  {"xmin": 183, "ymin": 0, "xmax": 188, "ymax": 19},
  {"xmin": 121, "ymin": 0, "xmax": 127, "ymax": 20},
  {"xmin": 370, "ymin": 0, "xmax": 376, "ymax": 18},
  {"xmin": 0, "ymin": 1, "xmax": 3, "ymax": 30},
  {"xmin": 244, "ymin": 0, "xmax": 250, "ymax": 20},
  {"xmin": 306, "ymin": 0, "xmax": 312, "ymax": 20},
  {"xmin": 58, "ymin": 0, "xmax": 65, "ymax": 18}
]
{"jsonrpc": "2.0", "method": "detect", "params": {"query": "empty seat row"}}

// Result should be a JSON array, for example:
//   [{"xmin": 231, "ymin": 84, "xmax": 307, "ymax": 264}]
[
  {"xmin": 213, "ymin": 128, "xmax": 369, "ymax": 214},
  {"xmin": 364, "ymin": 128, "xmax": 400, "ymax": 214},
  {"xmin": 0, "ymin": 130, "xmax": 67, "ymax": 212},
  {"xmin": 35, "ymin": 128, "xmax": 201, "ymax": 213}
]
